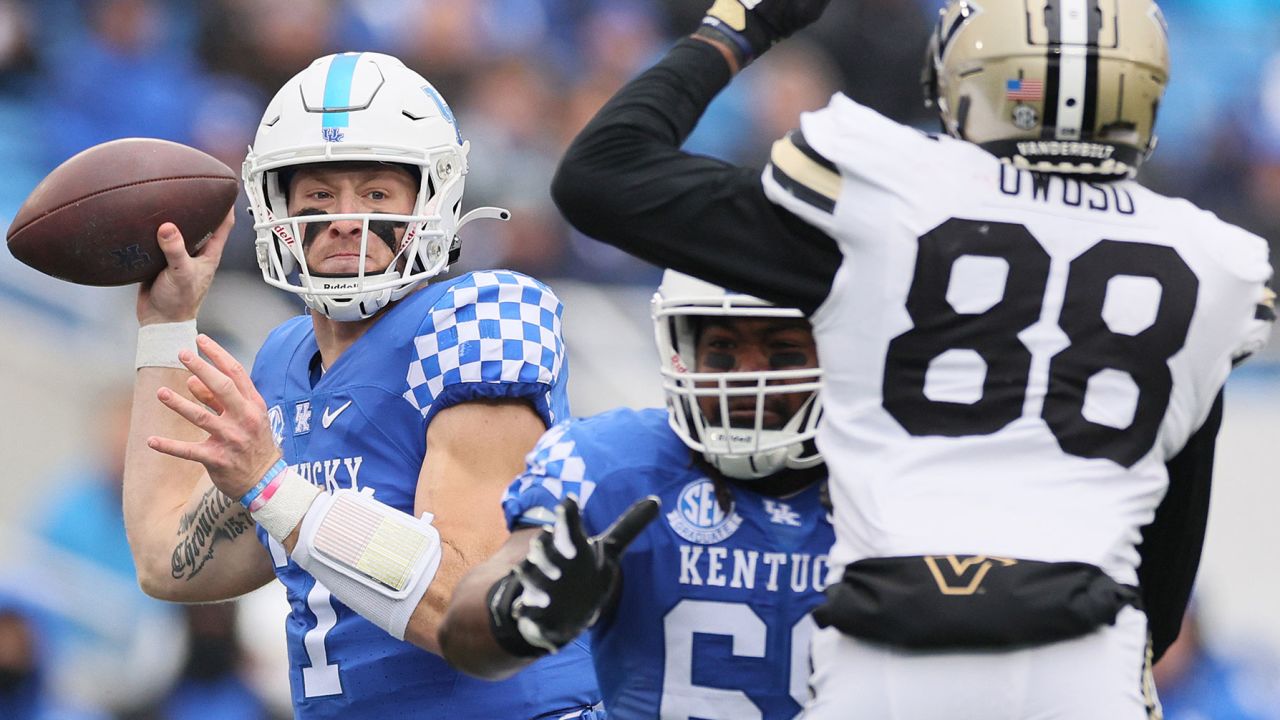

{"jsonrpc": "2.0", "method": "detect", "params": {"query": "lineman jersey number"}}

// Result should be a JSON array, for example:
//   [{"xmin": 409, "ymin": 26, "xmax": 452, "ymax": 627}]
[
  {"xmin": 660, "ymin": 599, "xmax": 814, "ymax": 719},
  {"xmin": 883, "ymin": 218, "xmax": 1197, "ymax": 468}
]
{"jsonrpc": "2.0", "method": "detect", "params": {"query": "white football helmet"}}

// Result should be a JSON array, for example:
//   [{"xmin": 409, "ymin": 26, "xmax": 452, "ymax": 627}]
[
  {"xmin": 243, "ymin": 52, "xmax": 509, "ymax": 321},
  {"xmin": 652, "ymin": 271, "xmax": 823, "ymax": 480}
]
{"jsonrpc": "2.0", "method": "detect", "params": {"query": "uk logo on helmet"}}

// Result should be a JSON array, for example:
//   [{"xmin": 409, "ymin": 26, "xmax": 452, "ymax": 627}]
[
  {"xmin": 322, "ymin": 128, "xmax": 345, "ymax": 143},
  {"xmin": 421, "ymin": 84, "xmax": 462, "ymax": 144},
  {"xmin": 666, "ymin": 478, "xmax": 742, "ymax": 544}
]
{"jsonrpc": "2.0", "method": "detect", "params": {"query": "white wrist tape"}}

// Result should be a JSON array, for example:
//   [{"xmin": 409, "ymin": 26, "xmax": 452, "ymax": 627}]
[
  {"xmin": 290, "ymin": 488, "xmax": 442, "ymax": 640},
  {"xmin": 249, "ymin": 466, "xmax": 322, "ymax": 543},
  {"xmin": 136, "ymin": 320, "xmax": 198, "ymax": 370}
]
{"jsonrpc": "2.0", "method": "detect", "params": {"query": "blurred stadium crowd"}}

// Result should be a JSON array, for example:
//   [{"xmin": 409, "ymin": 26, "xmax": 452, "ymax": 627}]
[
  {"xmin": 2, "ymin": 0, "xmax": 1280, "ymax": 284},
  {"xmin": 2, "ymin": 0, "xmax": 1280, "ymax": 717}
]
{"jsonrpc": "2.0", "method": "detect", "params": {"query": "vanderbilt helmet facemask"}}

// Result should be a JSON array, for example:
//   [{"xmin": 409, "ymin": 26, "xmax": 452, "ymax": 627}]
[
  {"xmin": 652, "ymin": 271, "xmax": 824, "ymax": 481},
  {"xmin": 923, "ymin": 0, "xmax": 1170, "ymax": 177},
  {"xmin": 244, "ymin": 52, "xmax": 509, "ymax": 321}
]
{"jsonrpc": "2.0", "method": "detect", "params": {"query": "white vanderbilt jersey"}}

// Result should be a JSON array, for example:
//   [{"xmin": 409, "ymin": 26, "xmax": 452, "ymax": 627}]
[{"xmin": 763, "ymin": 94, "xmax": 1274, "ymax": 585}]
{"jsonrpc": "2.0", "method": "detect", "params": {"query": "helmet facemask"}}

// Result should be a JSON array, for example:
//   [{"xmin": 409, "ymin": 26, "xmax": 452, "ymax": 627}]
[{"xmin": 652, "ymin": 273, "xmax": 824, "ymax": 481}]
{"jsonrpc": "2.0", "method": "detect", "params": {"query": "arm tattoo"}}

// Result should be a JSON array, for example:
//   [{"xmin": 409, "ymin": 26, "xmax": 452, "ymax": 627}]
[{"xmin": 171, "ymin": 486, "xmax": 256, "ymax": 580}]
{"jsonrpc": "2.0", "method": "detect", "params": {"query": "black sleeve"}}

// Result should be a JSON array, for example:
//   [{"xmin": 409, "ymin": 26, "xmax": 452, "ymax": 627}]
[
  {"xmin": 551, "ymin": 38, "xmax": 841, "ymax": 315},
  {"xmin": 1137, "ymin": 391, "xmax": 1223, "ymax": 663}
]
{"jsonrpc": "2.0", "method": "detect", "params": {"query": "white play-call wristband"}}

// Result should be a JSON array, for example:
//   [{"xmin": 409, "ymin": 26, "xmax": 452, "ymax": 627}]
[
  {"xmin": 290, "ymin": 488, "xmax": 443, "ymax": 640},
  {"xmin": 135, "ymin": 320, "xmax": 198, "ymax": 370}
]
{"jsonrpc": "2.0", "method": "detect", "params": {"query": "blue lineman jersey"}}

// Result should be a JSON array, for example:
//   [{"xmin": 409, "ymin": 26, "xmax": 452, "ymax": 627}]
[
  {"xmin": 250, "ymin": 270, "xmax": 598, "ymax": 719},
  {"xmin": 504, "ymin": 408, "xmax": 835, "ymax": 720}
]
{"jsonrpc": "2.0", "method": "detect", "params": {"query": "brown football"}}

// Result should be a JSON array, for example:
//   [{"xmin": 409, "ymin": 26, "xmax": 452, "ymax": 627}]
[{"xmin": 5, "ymin": 138, "xmax": 238, "ymax": 286}]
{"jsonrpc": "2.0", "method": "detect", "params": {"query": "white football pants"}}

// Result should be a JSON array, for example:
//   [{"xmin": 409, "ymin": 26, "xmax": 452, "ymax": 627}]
[{"xmin": 801, "ymin": 606, "xmax": 1159, "ymax": 720}]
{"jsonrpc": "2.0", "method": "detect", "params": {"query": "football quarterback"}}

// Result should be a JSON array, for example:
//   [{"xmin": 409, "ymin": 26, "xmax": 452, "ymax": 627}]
[
  {"xmin": 124, "ymin": 52, "xmax": 601, "ymax": 719},
  {"xmin": 550, "ymin": 0, "xmax": 1273, "ymax": 717}
]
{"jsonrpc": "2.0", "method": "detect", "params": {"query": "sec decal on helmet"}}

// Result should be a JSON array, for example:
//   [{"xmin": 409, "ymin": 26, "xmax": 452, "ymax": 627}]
[{"xmin": 923, "ymin": 0, "xmax": 1170, "ymax": 177}]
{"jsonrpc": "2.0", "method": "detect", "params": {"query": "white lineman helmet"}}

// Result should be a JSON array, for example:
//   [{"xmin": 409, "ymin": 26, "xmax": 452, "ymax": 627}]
[
  {"xmin": 652, "ymin": 271, "xmax": 824, "ymax": 480},
  {"xmin": 243, "ymin": 52, "xmax": 508, "ymax": 320}
]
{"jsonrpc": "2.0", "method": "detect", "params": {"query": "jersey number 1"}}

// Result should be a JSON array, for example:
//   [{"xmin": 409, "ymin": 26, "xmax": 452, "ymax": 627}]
[{"xmin": 883, "ymin": 218, "xmax": 1197, "ymax": 468}]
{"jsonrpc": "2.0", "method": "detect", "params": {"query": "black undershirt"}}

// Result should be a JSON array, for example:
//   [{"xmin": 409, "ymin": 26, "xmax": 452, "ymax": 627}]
[
  {"xmin": 554, "ymin": 35, "xmax": 1216, "ymax": 661},
  {"xmin": 551, "ymin": 38, "xmax": 841, "ymax": 316}
]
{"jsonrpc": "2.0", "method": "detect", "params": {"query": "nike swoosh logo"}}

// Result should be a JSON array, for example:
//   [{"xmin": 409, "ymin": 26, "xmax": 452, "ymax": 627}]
[{"xmin": 321, "ymin": 400, "xmax": 353, "ymax": 429}]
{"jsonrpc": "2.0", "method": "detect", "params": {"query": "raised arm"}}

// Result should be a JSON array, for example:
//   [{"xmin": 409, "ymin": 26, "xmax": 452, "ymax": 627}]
[
  {"xmin": 124, "ymin": 216, "xmax": 276, "ymax": 602},
  {"xmin": 551, "ymin": 2, "xmax": 839, "ymax": 314}
]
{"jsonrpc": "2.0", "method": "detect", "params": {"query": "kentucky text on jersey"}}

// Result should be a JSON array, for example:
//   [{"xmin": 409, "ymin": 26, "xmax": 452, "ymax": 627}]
[
  {"xmin": 504, "ymin": 408, "xmax": 835, "ymax": 720},
  {"xmin": 677, "ymin": 545, "xmax": 830, "ymax": 593},
  {"xmin": 292, "ymin": 456, "xmax": 364, "ymax": 492}
]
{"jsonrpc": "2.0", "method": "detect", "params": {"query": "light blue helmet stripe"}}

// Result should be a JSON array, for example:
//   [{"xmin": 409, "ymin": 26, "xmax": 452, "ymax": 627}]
[{"xmin": 322, "ymin": 53, "xmax": 361, "ymax": 129}]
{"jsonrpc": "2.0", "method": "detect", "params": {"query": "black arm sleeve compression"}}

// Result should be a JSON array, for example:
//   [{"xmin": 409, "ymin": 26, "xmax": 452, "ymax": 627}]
[
  {"xmin": 552, "ymin": 38, "xmax": 841, "ymax": 315},
  {"xmin": 1137, "ymin": 390, "xmax": 1223, "ymax": 663}
]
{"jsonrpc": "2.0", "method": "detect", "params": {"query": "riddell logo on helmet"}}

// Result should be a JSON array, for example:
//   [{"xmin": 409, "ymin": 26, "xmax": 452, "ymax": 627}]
[
  {"xmin": 709, "ymin": 429, "xmax": 755, "ymax": 444},
  {"xmin": 264, "ymin": 208, "xmax": 295, "ymax": 247},
  {"xmin": 671, "ymin": 353, "xmax": 689, "ymax": 373},
  {"xmin": 320, "ymin": 280, "xmax": 360, "ymax": 291}
]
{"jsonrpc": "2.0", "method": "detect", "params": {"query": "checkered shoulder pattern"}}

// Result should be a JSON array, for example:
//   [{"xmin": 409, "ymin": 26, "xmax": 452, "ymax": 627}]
[
  {"xmin": 403, "ymin": 270, "xmax": 565, "ymax": 418},
  {"xmin": 503, "ymin": 420, "xmax": 597, "ymax": 529}
]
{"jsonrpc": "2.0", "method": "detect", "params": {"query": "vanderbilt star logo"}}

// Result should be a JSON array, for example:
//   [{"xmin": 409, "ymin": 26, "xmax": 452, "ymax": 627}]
[
  {"xmin": 923, "ymin": 555, "xmax": 1018, "ymax": 596},
  {"xmin": 321, "ymin": 400, "xmax": 353, "ymax": 429}
]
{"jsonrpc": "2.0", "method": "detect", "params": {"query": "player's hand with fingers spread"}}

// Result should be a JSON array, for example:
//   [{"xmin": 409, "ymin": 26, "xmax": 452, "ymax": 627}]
[
  {"xmin": 148, "ymin": 333, "xmax": 282, "ymax": 501},
  {"xmin": 696, "ymin": 0, "xmax": 834, "ymax": 70},
  {"xmin": 136, "ymin": 209, "xmax": 235, "ymax": 326},
  {"xmin": 488, "ymin": 496, "xmax": 660, "ymax": 656}
]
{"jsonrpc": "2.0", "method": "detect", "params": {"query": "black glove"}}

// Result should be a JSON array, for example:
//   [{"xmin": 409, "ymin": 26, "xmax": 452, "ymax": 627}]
[
  {"xmin": 695, "ymin": 0, "xmax": 834, "ymax": 68},
  {"xmin": 488, "ymin": 496, "xmax": 660, "ymax": 657}
]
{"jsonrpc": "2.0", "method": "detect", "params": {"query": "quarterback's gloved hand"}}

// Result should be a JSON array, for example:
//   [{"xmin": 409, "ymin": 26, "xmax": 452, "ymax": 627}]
[
  {"xmin": 488, "ymin": 496, "xmax": 660, "ymax": 657},
  {"xmin": 696, "ymin": 0, "xmax": 834, "ymax": 68}
]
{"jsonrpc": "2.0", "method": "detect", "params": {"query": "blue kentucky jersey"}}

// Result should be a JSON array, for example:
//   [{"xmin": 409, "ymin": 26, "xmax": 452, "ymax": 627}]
[
  {"xmin": 505, "ymin": 408, "xmax": 835, "ymax": 720},
  {"xmin": 250, "ymin": 270, "xmax": 595, "ymax": 719}
]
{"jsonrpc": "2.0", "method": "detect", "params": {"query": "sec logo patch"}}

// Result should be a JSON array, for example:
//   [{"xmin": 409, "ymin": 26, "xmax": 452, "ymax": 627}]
[{"xmin": 666, "ymin": 478, "xmax": 742, "ymax": 544}]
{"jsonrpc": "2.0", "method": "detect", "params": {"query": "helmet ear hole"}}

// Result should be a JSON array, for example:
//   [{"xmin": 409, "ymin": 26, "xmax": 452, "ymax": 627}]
[{"xmin": 955, "ymin": 95, "xmax": 971, "ymax": 138}]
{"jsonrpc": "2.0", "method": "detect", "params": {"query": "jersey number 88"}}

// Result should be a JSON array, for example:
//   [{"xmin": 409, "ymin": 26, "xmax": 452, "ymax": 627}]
[{"xmin": 883, "ymin": 218, "xmax": 1197, "ymax": 468}]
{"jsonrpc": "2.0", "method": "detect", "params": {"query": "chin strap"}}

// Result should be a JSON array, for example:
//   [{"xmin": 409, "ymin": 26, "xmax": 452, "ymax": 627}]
[{"xmin": 700, "ymin": 393, "xmax": 824, "ymax": 480}]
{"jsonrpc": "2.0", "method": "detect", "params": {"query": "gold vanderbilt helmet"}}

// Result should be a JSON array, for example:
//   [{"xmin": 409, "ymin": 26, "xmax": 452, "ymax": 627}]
[{"xmin": 923, "ymin": 0, "xmax": 1170, "ymax": 177}]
